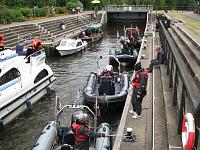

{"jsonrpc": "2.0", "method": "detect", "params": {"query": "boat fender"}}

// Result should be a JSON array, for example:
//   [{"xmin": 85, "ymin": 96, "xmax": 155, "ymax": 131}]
[
  {"xmin": 46, "ymin": 87, "xmax": 51, "ymax": 95},
  {"xmin": 182, "ymin": 113, "xmax": 195, "ymax": 150},
  {"xmin": 25, "ymin": 99, "xmax": 32, "ymax": 110},
  {"xmin": 0, "ymin": 119, "xmax": 4, "ymax": 131}
]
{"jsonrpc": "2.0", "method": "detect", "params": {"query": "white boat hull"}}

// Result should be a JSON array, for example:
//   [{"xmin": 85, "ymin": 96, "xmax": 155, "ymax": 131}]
[
  {"xmin": 1, "ymin": 75, "xmax": 55, "ymax": 127},
  {"xmin": 57, "ymin": 47, "xmax": 84, "ymax": 56},
  {"xmin": 0, "ymin": 50, "xmax": 56, "ymax": 128}
]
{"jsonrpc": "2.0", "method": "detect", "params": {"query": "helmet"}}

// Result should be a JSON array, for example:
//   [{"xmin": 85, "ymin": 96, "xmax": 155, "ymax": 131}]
[
  {"xmin": 76, "ymin": 113, "xmax": 88, "ymax": 124},
  {"xmin": 105, "ymin": 65, "xmax": 113, "ymax": 72}
]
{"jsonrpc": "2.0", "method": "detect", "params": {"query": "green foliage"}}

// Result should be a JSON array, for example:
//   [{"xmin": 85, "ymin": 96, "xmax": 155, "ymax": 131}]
[
  {"xmin": 7, "ymin": 9, "xmax": 25, "ymax": 22},
  {"xmin": 56, "ymin": 0, "xmax": 68, "ymax": 6},
  {"xmin": 0, "ymin": 6, "xmax": 12, "ymax": 24},
  {"xmin": 66, "ymin": 2, "xmax": 76, "ymax": 10},
  {"xmin": 54, "ymin": 7, "xmax": 65, "ymax": 14},
  {"xmin": 19, "ymin": 8, "xmax": 33, "ymax": 18},
  {"xmin": 34, "ymin": 8, "xmax": 48, "ymax": 17}
]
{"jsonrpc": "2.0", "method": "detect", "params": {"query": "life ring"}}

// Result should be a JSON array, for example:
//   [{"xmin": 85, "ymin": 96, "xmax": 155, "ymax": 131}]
[{"xmin": 182, "ymin": 113, "xmax": 195, "ymax": 150}]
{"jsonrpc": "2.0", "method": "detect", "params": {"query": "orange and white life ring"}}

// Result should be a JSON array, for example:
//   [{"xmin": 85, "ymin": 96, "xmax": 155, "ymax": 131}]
[{"xmin": 182, "ymin": 113, "xmax": 195, "ymax": 150}]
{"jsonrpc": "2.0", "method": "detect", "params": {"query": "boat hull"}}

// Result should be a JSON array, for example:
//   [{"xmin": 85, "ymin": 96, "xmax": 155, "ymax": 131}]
[
  {"xmin": 57, "ymin": 46, "xmax": 86, "ymax": 56},
  {"xmin": 81, "ymin": 33, "xmax": 103, "ymax": 45},
  {"xmin": 109, "ymin": 49, "xmax": 138, "ymax": 67},
  {"xmin": 0, "ymin": 75, "xmax": 56, "ymax": 128}
]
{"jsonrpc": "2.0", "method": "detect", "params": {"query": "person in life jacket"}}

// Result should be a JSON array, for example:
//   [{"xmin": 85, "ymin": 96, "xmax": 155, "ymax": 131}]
[
  {"xmin": 0, "ymin": 35, "xmax": 5, "ymax": 51},
  {"xmin": 71, "ymin": 112, "xmax": 106, "ymax": 150},
  {"xmin": 134, "ymin": 26, "xmax": 140, "ymax": 36},
  {"xmin": 127, "ymin": 28, "xmax": 132, "ymax": 39},
  {"xmin": 101, "ymin": 65, "xmax": 114, "ymax": 77},
  {"xmin": 31, "ymin": 37, "xmax": 42, "ymax": 51},
  {"xmin": 129, "ymin": 62, "xmax": 148, "ymax": 119},
  {"xmin": 26, "ymin": 37, "xmax": 43, "ymax": 63}
]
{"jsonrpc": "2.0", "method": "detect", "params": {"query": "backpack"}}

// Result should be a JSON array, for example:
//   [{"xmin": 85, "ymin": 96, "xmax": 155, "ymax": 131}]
[{"xmin": 139, "ymin": 71, "xmax": 148, "ymax": 95}]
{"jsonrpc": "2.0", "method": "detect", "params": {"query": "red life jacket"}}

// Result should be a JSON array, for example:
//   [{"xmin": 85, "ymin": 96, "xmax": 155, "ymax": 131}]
[
  {"xmin": 0, "ymin": 35, "xmax": 4, "ymax": 47},
  {"xmin": 31, "ymin": 39, "xmax": 42, "ymax": 49},
  {"xmin": 130, "ymin": 37, "xmax": 135, "ymax": 45},
  {"xmin": 132, "ymin": 69, "xmax": 148, "ymax": 89},
  {"xmin": 72, "ymin": 122, "xmax": 88, "ymax": 142}
]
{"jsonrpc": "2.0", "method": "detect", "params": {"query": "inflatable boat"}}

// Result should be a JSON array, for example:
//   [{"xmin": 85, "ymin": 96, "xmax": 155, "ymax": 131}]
[
  {"xmin": 109, "ymin": 28, "xmax": 142, "ymax": 67},
  {"xmin": 83, "ymin": 56, "xmax": 129, "ymax": 111},
  {"xmin": 33, "ymin": 97, "xmax": 112, "ymax": 150}
]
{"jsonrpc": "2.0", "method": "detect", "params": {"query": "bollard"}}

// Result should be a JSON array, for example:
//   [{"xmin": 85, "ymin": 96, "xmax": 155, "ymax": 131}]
[
  {"xmin": 143, "ymin": 44, "xmax": 147, "ymax": 49},
  {"xmin": 126, "ymin": 128, "xmax": 132, "ymax": 138},
  {"xmin": 122, "ymin": 127, "xmax": 136, "ymax": 142}
]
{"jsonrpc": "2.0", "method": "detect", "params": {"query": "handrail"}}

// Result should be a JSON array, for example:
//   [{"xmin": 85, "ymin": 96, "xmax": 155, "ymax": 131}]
[
  {"xmin": 105, "ymin": 5, "xmax": 153, "ymax": 12},
  {"xmin": 159, "ymin": 18, "xmax": 200, "ymax": 134}
]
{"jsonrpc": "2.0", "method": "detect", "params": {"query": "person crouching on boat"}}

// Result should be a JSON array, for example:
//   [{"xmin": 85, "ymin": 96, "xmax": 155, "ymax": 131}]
[
  {"xmin": 0, "ymin": 35, "xmax": 5, "ymax": 51},
  {"xmin": 72, "ymin": 113, "xmax": 106, "ymax": 150}
]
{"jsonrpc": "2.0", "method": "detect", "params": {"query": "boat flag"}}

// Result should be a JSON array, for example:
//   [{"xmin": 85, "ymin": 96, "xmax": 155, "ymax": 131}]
[{"xmin": 94, "ymin": 97, "xmax": 101, "ymax": 117}]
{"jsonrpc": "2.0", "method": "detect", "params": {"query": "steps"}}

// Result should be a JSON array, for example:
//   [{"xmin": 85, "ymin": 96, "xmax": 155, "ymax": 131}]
[
  {"xmin": 169, "ymin": 25, "xmax": 200, "ymax": 89},
  {"xmin": 0, "ymin": 13, "xmax": 101, "ymax": 49}
]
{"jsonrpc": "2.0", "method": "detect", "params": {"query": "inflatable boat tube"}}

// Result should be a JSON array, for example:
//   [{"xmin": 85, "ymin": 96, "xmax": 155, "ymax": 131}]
[{"xmin": 33, "ymin": 121, "xmax": 57, "ymax": 150}]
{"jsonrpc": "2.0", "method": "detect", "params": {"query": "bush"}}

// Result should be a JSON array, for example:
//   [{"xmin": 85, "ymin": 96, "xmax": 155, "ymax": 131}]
[
  {"xmin": 7, "ymin": 9, "xmax": 25, "ymax": 22},
  {"xmin": 34, "ymin": 8, "xmax": 48, "ymax": 17},
  {"xmin": 66, "ymin": 2, "xmax": 76, "ymax": 11},
  {"xmin": 0, "ymin": 6, "xmax": 12, "ymax": 24},
  {"xmin": 54, "ymin": 7, "xmax": 65, "ymax": 14},
  {"xmin": 19, "ymin": 8, "xmax": 33, "ymax": 18}
]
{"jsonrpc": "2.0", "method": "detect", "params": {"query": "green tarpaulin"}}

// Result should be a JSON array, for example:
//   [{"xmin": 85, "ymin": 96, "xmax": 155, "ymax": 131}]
[{"xmin": 84, "ymin": 23, "xmax": 102, "ymax": 30}]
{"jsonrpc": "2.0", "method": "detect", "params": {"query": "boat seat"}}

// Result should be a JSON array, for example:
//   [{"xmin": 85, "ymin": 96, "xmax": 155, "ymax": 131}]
[
  {"xmin": 62, "ymin": 130, "xmax": 75, "ymax": 146},
  {"xmin": 98, "ymin": 76, "xmax": 115, "ymax": 95},
  {"xmin": 60, "ymin": 126, "xmax": 75, "ymax": 146},
  {"xmin": 61, "ymin": 144, "xmax": 71, "ymax": 150}
]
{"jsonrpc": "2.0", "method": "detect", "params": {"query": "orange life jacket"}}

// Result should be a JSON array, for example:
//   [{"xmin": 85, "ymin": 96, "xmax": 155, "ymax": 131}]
[
  {"xmin": 72, "ymin": 122, "xmax": 88, "ymax": 142},
  {"xmin": 31, "ymin": 39, "xmax": 42, "ymax": 49}
]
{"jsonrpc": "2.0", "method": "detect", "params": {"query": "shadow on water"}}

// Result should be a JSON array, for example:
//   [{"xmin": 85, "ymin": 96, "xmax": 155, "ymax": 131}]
[{"xmin": 0, "ymin": 19, "xmax": 145, "ymax": 150}]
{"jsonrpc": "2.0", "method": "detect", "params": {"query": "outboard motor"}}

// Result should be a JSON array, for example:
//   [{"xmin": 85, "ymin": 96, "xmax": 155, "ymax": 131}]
[{"xmin": 96, "ymin": 123, "xmax": 111, "ymax": 150}]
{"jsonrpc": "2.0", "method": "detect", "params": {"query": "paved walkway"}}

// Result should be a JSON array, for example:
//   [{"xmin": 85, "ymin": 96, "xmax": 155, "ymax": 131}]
[{"xmin": 182, "ymin": 11, "xmax": 200, "ymax": 20}]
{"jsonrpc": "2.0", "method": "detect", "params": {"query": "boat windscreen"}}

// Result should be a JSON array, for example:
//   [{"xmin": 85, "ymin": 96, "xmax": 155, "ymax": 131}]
[
  {"xmin": 60, "ymin": 41, "xmax": 76, "ymax": 47},
  {"xmin": 60, "ymin": 41, "xmax": 67, "ymax": 46}
]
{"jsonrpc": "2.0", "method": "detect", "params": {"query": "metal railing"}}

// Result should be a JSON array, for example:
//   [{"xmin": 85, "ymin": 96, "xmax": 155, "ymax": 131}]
[
  {"xmin": 159, "ymin": 18, "xmax": 200, "ymax": 147},
  {"xmin": 106, "ymin": 5, "xmax": 153, "ymax": 12}
]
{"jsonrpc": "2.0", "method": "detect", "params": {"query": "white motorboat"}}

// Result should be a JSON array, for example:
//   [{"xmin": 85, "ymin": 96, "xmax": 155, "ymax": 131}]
[
  {"xmin": 56, "ymin": 38, "xmax": 87, "ymax": 56},
  {"xmin": 0, "ymin": 49, "xmax": 56, "ymax": 129}
]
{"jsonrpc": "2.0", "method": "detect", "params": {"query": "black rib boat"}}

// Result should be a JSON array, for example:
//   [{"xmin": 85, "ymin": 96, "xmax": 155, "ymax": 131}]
[
  {"xmin": 83, "ymin": 56, "xmax": 129, "ymax": 111},
  {"xmin": 109, "ymin": 28, "xmax": 142, "ymax": 67}
]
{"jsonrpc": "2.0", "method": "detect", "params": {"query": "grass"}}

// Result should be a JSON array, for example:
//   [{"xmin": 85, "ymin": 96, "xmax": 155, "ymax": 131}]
[{"xmin": 167, "ymin": 11, "xmax": 200, "ymax": 37}]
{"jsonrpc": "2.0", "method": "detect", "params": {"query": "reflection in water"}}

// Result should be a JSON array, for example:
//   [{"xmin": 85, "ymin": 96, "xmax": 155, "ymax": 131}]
[{"xmin": 0, "ymin": 20, "xmax": 145, "ymax": 150}]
